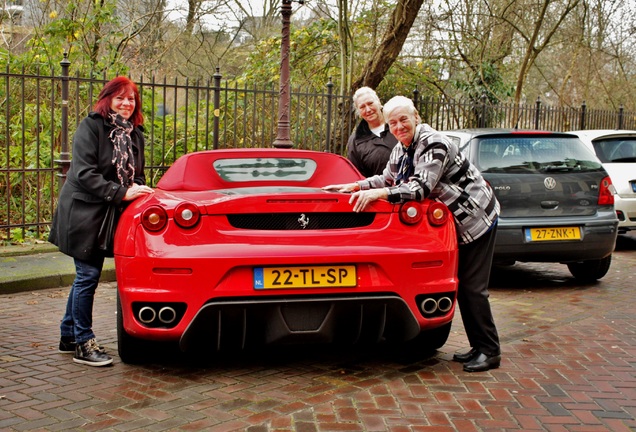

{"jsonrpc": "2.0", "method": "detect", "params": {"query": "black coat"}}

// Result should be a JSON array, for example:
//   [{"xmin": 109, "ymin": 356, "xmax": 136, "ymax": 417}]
[
  {"xmin": 346, "ymin": 120, "xmax": 397, "ymax": 177},
  {"xmin": 48, "ymin": 113, "xmax": 146, "ymax": 261}
]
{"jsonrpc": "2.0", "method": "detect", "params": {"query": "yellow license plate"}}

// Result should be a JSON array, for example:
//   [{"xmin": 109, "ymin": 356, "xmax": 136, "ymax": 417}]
[
  {"xmin": 254, "ymin": 265, "xmax": 357, "ymax": 289},
  {"xmin": 526, "ymin": 227, "xmax": 581, "ymax": 241}
]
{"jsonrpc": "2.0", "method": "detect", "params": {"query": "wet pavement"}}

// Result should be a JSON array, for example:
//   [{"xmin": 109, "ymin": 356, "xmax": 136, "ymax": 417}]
[{"xmin": 1, "ymin": 233, "xmax": 635, "ymax": 431}]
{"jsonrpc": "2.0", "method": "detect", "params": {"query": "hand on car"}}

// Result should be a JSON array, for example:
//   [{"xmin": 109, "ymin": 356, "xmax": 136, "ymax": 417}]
[
  {"xmin": 123, "ymin": 184, "xmax": 154, "ymax": 201},
  {"xmin": 350, "ymin": 188, "xmax": 388, "ymax": 212},
  {"xmin": 322, "ymin": 182, "xmax": 359, "ymax": 193}
]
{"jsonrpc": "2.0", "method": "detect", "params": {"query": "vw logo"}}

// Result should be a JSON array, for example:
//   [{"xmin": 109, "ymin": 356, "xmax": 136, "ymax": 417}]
[
  {"xmin": 544, "ymin": 177, "xmax": 557, "ymax": 190},
  {"xmin": 298, "ymin": 214, "xmax": 309, "ymax": 229}
]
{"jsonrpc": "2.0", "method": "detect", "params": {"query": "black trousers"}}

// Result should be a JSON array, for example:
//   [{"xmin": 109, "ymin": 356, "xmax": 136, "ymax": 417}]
[{"xmin": 456, "ymin": 225, "xmax": 501, "ymax": 356}]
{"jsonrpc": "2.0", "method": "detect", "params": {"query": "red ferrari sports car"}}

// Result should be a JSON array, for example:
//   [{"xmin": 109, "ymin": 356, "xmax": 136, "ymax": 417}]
[{"xmin": 114, "ymin": 148, "xmax": 458, "ymax": 363}]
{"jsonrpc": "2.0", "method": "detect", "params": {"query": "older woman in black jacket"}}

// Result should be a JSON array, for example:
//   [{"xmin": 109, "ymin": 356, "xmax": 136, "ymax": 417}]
[
  {"xmin": 346, "ymin": 87, "xmax": 397, "ymax": 177},
  {"xmin": 49, "ymin": 77, "xmax": 153, "ymax": 366}
]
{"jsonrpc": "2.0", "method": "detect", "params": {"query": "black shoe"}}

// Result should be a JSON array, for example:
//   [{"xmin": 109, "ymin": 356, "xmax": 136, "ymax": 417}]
[
  {"xmin": 452, "ymin": 347, "xmax": 478, "ymax": 363},
  {"xmin": 73, "ymin": 338, "xmax": 113, "ymax": 367},
  {"xmin": 463, "ymin": 352, "xmax": 501, "ymax": 372},
  {"xmin": 60, "ymin": 337, "xmax": 105, "ymax": 354},
  {"xmin": 58, "ymin": 337, "xmax": 76, "ymax": 354}
]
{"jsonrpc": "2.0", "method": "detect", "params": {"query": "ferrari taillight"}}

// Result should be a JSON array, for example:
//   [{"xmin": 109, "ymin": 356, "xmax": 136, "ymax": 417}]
[
  {"xmin": 142, "ymin": 206, "xmax": 168, "ymax": 232},
  {"xmin": 427, "ymin": 201, "xmax": 449, "ymax": 226},
  {"xmin": 399, "ymin": 202, "xmax": 423, "ymax": 225},
  {"xmin": 174, "ymin": 202, "xmax": 200, "ymax": 228},
  {"xmin": 598, "ymin": 176, "xmax": 615, "ymax": 206}
]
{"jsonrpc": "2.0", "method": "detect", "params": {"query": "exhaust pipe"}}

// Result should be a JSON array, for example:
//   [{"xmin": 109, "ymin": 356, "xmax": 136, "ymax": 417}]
[
  {"xmin": 421, "ymin": 298, "xmax": 438, "ymax": 315},
  {"xmin": 138, "ymin": 306, "xmax": 157, "ymax": 324},
  {"xmin": 437, "ymin": 297, "xmax": 453, "ymax": 313},
  {"xmin": 158, "ymin": 306, "xmax": 177, "ymax": 324}
]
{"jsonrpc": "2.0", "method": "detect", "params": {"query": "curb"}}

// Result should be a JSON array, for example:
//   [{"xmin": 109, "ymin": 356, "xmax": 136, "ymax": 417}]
[
  {"xmin": 0, "ymin": 242, "xmax": 59, "ymax": 257},
  {"xmin": 0, "ymin": 245, "xmax": 116, "ymax": 294}
]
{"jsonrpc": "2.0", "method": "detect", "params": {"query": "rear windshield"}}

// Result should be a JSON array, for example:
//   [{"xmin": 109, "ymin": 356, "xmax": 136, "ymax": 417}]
[
  {"xmin": 592, "ymin": 137, "xmax": 636, "ymax": 163},
  {"xmin": 475, "ymin": 136, "xmax": 603, "ymax": 173},
  {"xmin": 213, "ymin": 158, "xmax": 318, "ymax": 182}
]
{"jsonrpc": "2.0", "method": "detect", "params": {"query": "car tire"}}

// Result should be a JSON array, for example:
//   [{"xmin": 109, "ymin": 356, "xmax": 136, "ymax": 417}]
[
  {"xmin": 399, "ymin": 322, "xmax": 452, "ymax": 358},
  {"xmin": 566, "ymin": 255, "xmax": 612, "ymax": 282},
  {"xmin": 422, "ymin": 322, "xmax": 452, "ymax": 350},
  {"xmin": 117, "ymin": 293, "xmax": 147, "ymax": 364}
]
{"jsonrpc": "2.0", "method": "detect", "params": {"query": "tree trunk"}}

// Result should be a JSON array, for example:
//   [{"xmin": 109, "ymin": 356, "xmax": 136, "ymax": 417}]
[
  {"xmin": 338, "ymin": 0, "xmax": 354, "ymax": 94},
  {"xmin": 186, "ymin": 0, "xmax": 200, "ymax": 35},
  {"xmin": 351, "ymin": 0, "xmax": 426, "ymax": 91},
  {"xmin": 330, "ymin": 0, "xmax": 425, "ymax": 155}
]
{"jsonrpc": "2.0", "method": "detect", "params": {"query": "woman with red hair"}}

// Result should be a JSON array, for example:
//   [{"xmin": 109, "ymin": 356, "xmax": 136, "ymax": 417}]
[{"xmin": 49, "ymin": 77, "xmax": 154, "ymax": 367}]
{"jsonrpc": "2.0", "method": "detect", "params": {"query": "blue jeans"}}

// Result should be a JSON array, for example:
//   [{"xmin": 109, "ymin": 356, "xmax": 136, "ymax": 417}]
[{"xmin": 60, "ymin": 257, "xmax": 104, "ymax": 344}]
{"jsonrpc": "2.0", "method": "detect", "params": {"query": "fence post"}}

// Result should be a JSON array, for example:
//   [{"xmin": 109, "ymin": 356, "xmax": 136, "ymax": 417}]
[
  {"xmin": 54, "ymin": 53, "xmax": 71, "ymax": 190},
  {"xmin": 479, "ymin": 94, "xmax": 487, "ymax": 128},
  {"xmin": 412, "ymin": 85, "xmax": 419, "ymax": 111},
  {"xmin": 534, "ymin": 96, "xmax": 541, "ymax": 130},
  {"xmin": 213, "ymin": 67, "xmax": 222, "ymax": 150},
  {"xmin": 579, "ymin": 101, "xmax": 586, "ymax": 130},
  {"xmin": 325, "ymin": 77, "xmax": 334, "ymax": 153},
  {"xmin": 618, "ymin": 105, "xmax": 624, "ymax": 130}
]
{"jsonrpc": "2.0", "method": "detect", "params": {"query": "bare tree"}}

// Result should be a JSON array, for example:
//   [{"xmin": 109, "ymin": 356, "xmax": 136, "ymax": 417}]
[
  {"xmin": 573, "ymin": 0, "xmax": 635, "ymax": 109},
  {"xmin": 222, "ymin": 0, "xmax": 281, "ymax": 40},
  {"xmin": 337, "ymin": 0, "xmax": 354, "ymax": 93},
  {"xmin": 508, "ymin": 0, "xmax": 580, "ymax": 105},
  {"xmin": 351, "ymin": 0, "xmax": 426, "ymax": 91}
]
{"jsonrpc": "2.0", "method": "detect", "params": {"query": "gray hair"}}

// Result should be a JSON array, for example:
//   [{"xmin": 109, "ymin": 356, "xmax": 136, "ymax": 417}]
[
  {"xmin": 352, "ymin": 87, "xmax": 382, "ymax": 116},
  {"xmin": 382, "ymin": 95, "xmax": 418, "ymax": 119}
]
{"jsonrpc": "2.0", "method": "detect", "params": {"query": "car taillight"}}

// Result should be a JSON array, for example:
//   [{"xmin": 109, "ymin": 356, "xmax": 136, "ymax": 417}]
[
  {"xmin": 598, "ymin": 176, "xmax": 615, "ymax": 206},
  {"xmin": 427, "ymin": 201, "xmax": 449, "ymax": 226},
  {"xmin": 142, "ymin": 206, "xmax": 168, "ymax": 232},
  {"xmin": 399, "ymin": 202, "xmax": 423, "ymax": 225},
  {"xmin": 174, "ymin": 202, "xmax": 201, "ymax": 228}
]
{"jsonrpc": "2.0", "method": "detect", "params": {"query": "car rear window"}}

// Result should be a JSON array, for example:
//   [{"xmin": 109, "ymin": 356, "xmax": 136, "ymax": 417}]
[
  {"xmin": 591, "ymin": 137, "xmax": 636, "ymax": 163},
  {"xmin": 213, "ymin": 158, "xmax": 318, "ymax": 182},
  {"xmin": 475, "ymin": 136, "xmax": 603, "ymax": 173}
]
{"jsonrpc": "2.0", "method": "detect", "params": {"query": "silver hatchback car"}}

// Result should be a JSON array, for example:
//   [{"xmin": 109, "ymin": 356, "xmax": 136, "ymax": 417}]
[
  {"xmin": 569, "ymin": 130, "xmax": 636, "ymax": 234},
  {"xmin": 444, "ymin": 129, "xmax": 619, "ymax": 281}
]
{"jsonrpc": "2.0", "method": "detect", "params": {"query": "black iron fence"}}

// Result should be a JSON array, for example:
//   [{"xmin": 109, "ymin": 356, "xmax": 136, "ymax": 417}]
[
  {"xmin": 415, "ymin": 93, "xmax": 635, "ymax": 132},
  {"xmin": 2, "ymin": 56, "xmax": 635, "ymax": 243}
]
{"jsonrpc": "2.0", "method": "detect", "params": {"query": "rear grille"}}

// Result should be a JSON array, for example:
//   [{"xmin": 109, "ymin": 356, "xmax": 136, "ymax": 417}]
[
  {"xmin": 179, "ymin": 295, "xmax": 422, "ymax": 351},
  {"xmin": 227, "ymin": 212, "xmax": 375, "ymax": 230}
]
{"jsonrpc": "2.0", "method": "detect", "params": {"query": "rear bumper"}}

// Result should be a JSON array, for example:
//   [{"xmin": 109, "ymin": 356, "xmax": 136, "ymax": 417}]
[
  {"xmin": 117, "ymin": 291, "xmax": 457, "ymax": 350},
  {"xmin": 115, "ymin": 250, "xmax": 458, "ymax": 348},
  {"xmin": 493, "ymin": 215, "xmax": 618, "ymax": 263},
  {"xmin": 179, "ymin": 295, "xmax": 447, "ymax": 351},
  {"xmin": 615, "ymin": 195, "xmax": 636, "ymax": 232}
]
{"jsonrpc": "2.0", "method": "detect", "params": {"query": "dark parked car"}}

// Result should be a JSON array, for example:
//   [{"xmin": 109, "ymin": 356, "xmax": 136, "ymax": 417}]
[{"xmin": 444, "ymin": 129, "xmax": 618, "ymax": 281}]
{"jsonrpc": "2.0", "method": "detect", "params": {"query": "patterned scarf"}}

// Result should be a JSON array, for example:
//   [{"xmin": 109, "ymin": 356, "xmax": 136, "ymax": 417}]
[
  {"xmin": 396, "ymin": 143, "xmax": 416, "ymax": 185},
  {"xmin": 108, "ymin": 112, "xmax": 135, "ymax": 187}
]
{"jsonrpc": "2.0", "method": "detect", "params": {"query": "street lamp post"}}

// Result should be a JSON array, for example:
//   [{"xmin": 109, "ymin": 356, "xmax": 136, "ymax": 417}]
[
  {"xmin": 55, "ymin": 53, "xmax": 71, "ymax": 189},
  {"xmin": 272, "ymin": 0, "xmax": 304, "ymax": 148}
]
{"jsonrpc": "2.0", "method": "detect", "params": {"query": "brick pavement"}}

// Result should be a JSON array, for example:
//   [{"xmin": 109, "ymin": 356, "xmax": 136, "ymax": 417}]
[{"xmin": 1, "ymin": 234, "xmax": 635, "ymax": 431}]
